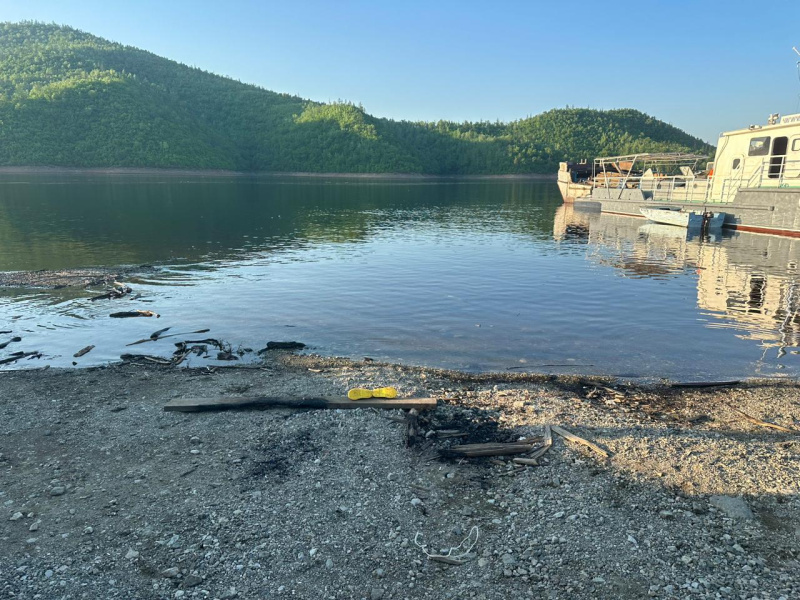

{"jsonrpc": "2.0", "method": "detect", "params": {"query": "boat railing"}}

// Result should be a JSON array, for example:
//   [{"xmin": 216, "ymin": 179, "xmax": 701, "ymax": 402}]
[
  {"xmin": 746, "ymin": 158, "xmax": 800, "ymax": 189},
  {"xmin": 591, "ymin": 172, "xmax": 710, "ymax": 203},
  {"xmin": 716, "ymin": 158, "xmax": 800, "ymax": 202}
]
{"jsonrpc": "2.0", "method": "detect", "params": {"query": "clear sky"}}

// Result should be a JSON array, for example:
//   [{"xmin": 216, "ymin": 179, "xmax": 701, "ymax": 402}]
[{"xmin": 2, "ymin": 0, "xmax": 800, "ymax": 142}]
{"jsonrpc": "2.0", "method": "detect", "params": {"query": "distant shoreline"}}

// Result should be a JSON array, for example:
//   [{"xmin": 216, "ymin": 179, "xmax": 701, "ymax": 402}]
[{"xmin": 0, "ymin": 166, "xmax": 556, "ymax": 180}]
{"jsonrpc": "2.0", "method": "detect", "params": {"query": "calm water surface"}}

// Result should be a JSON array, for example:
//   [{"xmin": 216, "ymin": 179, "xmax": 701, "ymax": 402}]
[{"xmin": 0, "ymin": 174, "xmax": 798, "ymax": 380}]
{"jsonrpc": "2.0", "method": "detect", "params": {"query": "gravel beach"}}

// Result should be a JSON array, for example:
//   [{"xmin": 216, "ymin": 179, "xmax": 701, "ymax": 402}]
[{"xmin": 1, "ymin": 353, "xmax": 798, "ymax": 600}]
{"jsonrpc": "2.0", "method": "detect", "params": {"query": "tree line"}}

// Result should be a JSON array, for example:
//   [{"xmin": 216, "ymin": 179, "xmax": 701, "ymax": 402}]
[{"xmin": 0, "ymin": 22, "xmax": 714, "ymax": 173}]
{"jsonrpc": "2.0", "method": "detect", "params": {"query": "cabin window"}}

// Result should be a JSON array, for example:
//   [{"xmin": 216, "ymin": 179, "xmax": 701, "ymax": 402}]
[
  {"xmin": 748, "ymin": 136, "xmax": 770, "ymax": 156},
  {"xmin": 792, "ymin": 139, "xmax": 800, "ymax": 152},
  {"xmin": 732, "ymin": 158, "xmax": 741, "ymax": 170}
]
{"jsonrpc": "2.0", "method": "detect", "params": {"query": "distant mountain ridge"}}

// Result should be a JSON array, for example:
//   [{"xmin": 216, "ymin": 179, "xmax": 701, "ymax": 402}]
[{"xmin": 0, "ymin": 22, "xmax": 714, "ymax": 174}]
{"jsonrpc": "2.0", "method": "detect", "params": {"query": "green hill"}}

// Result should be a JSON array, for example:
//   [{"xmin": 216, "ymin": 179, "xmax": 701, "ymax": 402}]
[{"xmin": 0, "ymin": 22, "xmax": 713, "ymax": 174}]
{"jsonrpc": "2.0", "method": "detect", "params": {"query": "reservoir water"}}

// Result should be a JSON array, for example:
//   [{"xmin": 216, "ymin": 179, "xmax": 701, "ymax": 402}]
[{"xmin": 0, "ymin": 173, "xmax": 798, "ymax": 381}]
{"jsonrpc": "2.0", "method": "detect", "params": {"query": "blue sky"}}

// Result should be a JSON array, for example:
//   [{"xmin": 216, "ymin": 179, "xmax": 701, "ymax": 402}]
[{"xmin": 2, "ymin": 0, "xmax": 800, "ymax": 142}]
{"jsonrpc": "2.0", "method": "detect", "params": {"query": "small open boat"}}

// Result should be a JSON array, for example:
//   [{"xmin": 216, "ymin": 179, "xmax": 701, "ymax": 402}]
[{"xmin": 640, "ymin": 206, "xmax": 725, "ymax": 229}]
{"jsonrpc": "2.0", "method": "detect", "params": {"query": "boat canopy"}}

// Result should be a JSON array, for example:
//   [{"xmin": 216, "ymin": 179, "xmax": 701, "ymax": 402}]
[{"xmin": 593, "ymin": 152, "xmax": 708, "ymax": 165}]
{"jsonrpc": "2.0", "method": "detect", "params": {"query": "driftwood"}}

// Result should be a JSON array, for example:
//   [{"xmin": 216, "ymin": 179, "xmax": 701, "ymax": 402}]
[
  {"xmin": 164, "ymin": 396, "xmax": 437, "ymax": 412},
  {"xmin": 0, "ymin": 336, "xmax": 21, "ymax": 350},
  {"xmin": 125, "ymin": 328, "xmax": 210, "ymax": 346},
  {"xmin": 73, "ymin": 345, "xmax": 95, "ymax": 358},
  {"xmin": 150, "ymin": 327, "xmax": 171, "ymax": 340},
  {"xmin": 110, "ymin": 310, "xmax": 159, "ymax": 318},
  {"xmin": 727, "ymin": 405, "xmax": 799, "ymax": 435},
  {"xmin": 181, "ymin": 338, "xmax": 226, "ymax": 350},
  {"xmin": 120, "ymin": 353, "xmax": 172, "ymax": 365},
  {"xmin": 551, "ymin": 425, "xmax": 610, "ymax": 458},
  {"xmin": 90, "ymin": 285, "xmax": 132, "ymax": 301},
  {"xmin": 0, "ymin": 351, "xmax": 42, "ymax": 365},
  {"xmin": 672, "ymin": 380, "xmax": 741, "ymax": 388},
  {"xmin": 258, "ymin": 341, "xmax": 306, "ymax": 353},
  {"xmin": 513, "ymin": 425, "xmax": 553, "ymax": 465}
]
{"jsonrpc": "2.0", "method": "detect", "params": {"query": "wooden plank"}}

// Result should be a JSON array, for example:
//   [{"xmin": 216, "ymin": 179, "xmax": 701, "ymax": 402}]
[
  {"xmin": 164, "ymin": 396, "xmax": 437, "ymax": 412},
  {"xmin": 551, "ymin": 425, "xmax": 610, "ymax": 458}
]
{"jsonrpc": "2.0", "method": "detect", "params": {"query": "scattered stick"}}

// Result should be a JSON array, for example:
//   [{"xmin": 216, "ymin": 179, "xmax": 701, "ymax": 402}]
[
  {"xmin": 90, "ymin": 285, "xmax": 132, "ymax": 301},
  {"xmin": 258, "ymin": 341, "xmax": 306, "ymax": 353},
  {"xmin": 513, "ymin": 425, "xmax": 553, "ymax": 465},
  {"xmin": 150, "ymin": 327, "xmax": 171, "ymax": 340},
  {"xmin": 110, "ymin": 310, "xmax": 159, "ymax": 318},
  {"xmin": 0, "ymin": 336, "xmax": 21, "ymax": 350},
  {"xmin": 73, "ymin": 345, "xmax": 95, "ymax": 358},
  {"xmin": 551, "ymin": 425, "xmax": 610, "ymax": 458},
  {"xmin": 0, "ymin": 351, "xmax": 42, "ymax": 365},
  {"xmin": 164, "ymin": 396, "xmax": 437, "ymax": 412},
  {"xmin": 120, "ymin": 353, "xmax": 172, "ymax": 365},
  {"xmin": 125, "ymin": 328, "xmax": 210, "ymax": 346},
  {"xmin": 727, "ymin": 405, "xmax": 799, "ymax": 435}
]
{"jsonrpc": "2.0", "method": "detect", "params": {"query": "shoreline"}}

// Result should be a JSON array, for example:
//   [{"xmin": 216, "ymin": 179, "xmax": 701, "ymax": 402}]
[
  {"xmin": 0, "ymin": 166, "xmax": 556, "ymax": 180},
  {"xmin": 1, "ymin": 354, "xmax": 798, "ymax": 599}
]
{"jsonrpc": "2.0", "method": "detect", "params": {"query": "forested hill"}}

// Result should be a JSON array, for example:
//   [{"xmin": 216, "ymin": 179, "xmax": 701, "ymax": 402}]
[{"xmin": 0, "ymin": 22, "xmax": 714, "ymax": 174}]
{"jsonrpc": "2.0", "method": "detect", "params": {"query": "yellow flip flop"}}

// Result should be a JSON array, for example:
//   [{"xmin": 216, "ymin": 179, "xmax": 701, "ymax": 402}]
[
  {"xmin": 347, "ymin": 387, "xmax": 398, "ymax": 400},
  {"xmin": 371, "ymin": 387, "xmax": 397, "ymax": 398},
  {"xmin": 348, "ymin": 388, "xmax": 373, "ymax": 400}
]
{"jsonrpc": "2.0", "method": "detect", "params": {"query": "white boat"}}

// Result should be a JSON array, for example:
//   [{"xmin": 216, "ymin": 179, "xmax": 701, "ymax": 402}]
[{"xmin": 639, "ymin": 206, "xmax": 725, "ymax": 229}]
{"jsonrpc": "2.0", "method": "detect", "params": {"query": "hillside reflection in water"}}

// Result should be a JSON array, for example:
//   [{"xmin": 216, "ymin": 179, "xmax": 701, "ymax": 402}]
[{"xmin": 0, "ymin": 174, "xmax": 797, "ymax": 380}]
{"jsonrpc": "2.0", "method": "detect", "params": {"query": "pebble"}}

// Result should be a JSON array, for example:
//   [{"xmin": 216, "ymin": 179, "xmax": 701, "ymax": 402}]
[
  {"xmin": 125, "ymin": 549, "xmax": 140, "ymax": 560},
  {"xmin": 50, "ymin": 486, "xmax": 66, "ymax": 496},
  {"xmin": 309, "ymin": 548, "xmax": 318, "ymax": 557},
  {"xmin": 372, "ymin": 568, "xmax": 385, "ymax": 578},
  {"xmin": 709, "ymin": 495, "xmax": 754, "ymax": 521},
  {"xmin": 410, "ymin": 498, "xmax": 422, "ymax": 507},
  {"xmin": 370, "ymin": 588, "xmax": 384, "ymax": 600},
  {"xmin": 325, "ymin": 559, "xmax": 334, "ymax": 569},
  {"xmin": 478, "ymin": 558, "xmax": 489, "ymax": 567},
  {"xmin": 162, "ymin": 567, "xmax": 180, "ymax": 578},
  {"xmin": 183, "ymin": 574, "xmax": 203, "ymax": 587},
  {"xmin": 9, "ymin": 511, "xmax": 23, "ymax": 521},
  {"xmin": 29, "ymin": 521, "xmax": 40, "ymax": 531}
]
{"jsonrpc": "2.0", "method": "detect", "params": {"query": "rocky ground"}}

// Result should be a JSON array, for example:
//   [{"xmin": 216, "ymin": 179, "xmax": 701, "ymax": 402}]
[{"xmin": 1, "ymin": 353, "xmax": 798, "ymax": 600}]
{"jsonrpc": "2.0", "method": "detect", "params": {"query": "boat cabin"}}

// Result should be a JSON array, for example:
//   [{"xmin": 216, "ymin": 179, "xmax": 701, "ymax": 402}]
[{"xmin": 708, "ymin": 113, "xmax": 800, "ymax": 201}]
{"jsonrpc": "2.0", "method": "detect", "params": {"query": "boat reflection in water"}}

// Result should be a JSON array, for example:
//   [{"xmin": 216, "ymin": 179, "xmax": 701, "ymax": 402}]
[{"xmin": 554, "ymin": 203, "xmax": 800, "ymax": 360}]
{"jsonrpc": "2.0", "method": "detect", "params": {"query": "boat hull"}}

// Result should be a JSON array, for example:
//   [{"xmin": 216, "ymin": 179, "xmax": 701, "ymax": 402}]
[
  {"xmin": 575, "ymin": 187, "xmax": 800, "ymax": 237},
  {"xmin": 640, "ymin": 207, "xmax": 725, "ymax": 229},
  {"xmin": 557, "ymin": 171, "xmax": 592, "ymax": 203}
]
